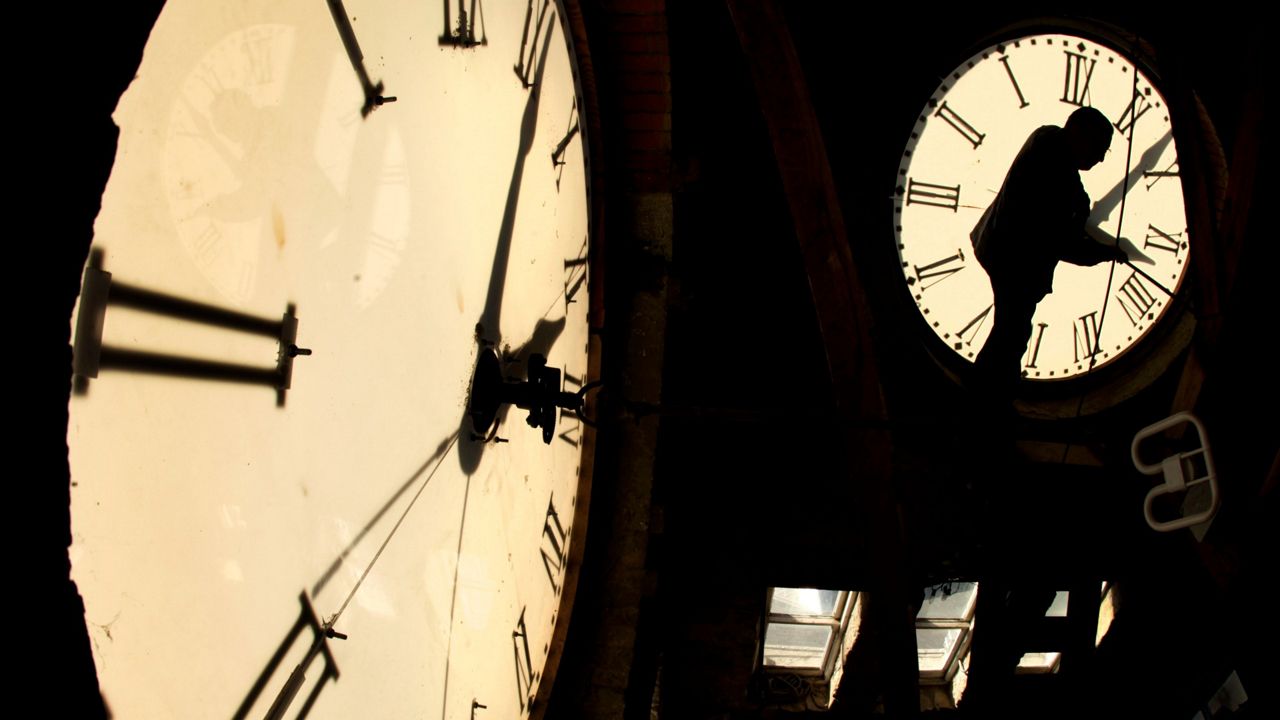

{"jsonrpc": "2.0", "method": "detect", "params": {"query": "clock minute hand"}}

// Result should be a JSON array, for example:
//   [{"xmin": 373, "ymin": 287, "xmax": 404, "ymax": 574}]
[
  {"xmin": 1120, "ymin": 259, "xmax": 1175, "ymax": 297},
  {"xmin": 324, "ymin": 0, "xmax": 396, "ymax": 117}
]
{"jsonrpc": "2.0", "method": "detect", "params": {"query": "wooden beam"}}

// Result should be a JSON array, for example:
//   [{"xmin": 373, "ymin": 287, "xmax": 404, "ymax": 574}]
[{"xmin": 723, "ymin": 1, "xmax": 913, "ymax": 714}]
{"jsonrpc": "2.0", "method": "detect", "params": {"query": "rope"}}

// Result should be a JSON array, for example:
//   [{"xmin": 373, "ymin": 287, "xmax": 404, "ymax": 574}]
[{"xmin": 1060, "ymin": 36, "xmax": 1144, "ymax": 464}]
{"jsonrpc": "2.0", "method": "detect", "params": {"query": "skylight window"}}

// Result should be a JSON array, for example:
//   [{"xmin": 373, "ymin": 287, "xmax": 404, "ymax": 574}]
[
  {"xmin": 916, "ymin": 582, "xmax": 978, "ymax": 681},
  {"xmin": 759, "ymin": 587, "xmax": 860, "ymax": 710}
]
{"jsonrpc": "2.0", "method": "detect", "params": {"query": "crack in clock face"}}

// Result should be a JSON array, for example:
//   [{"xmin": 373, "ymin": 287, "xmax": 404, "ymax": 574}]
[{"xmin": 895, "ymin": 33, "xmax": 1191, "ymax": 381}]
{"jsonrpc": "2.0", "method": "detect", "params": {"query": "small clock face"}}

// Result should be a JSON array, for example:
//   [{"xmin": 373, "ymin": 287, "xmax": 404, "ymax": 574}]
[
  {"xmin": 894, "ymin": 32, "xmax": 1191, "ymax": 380},
  {"xmin": 68, "ymin": 0, "xmax": 595, "ymax": 718}
]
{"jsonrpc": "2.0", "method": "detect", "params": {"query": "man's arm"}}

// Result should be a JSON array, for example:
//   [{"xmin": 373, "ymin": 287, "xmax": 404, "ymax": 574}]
[{"xmin": 1063, "ymin": 224, "xmax": 1147, "ymax": 266}]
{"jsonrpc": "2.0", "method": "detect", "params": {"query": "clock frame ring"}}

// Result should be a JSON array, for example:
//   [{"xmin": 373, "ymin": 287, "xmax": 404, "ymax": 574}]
[
  {"xmin": 527, "ymin": 0, "xmax": 608, "ymax": 715},
  {"xmin": 890, "ymin": 16, "xmax": 1225, "ymax": 419}
]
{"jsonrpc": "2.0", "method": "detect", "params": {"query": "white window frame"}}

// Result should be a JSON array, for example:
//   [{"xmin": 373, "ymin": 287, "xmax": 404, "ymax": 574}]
[{"xmin": 757, "ymin": 587, "xmax": 861, "ymax": 711}]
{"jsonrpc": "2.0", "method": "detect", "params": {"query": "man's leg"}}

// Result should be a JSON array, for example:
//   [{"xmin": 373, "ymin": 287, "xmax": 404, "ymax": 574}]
[{"xmin": 974, "ymin": 283, "xmax": 1039, "ymax": 402}]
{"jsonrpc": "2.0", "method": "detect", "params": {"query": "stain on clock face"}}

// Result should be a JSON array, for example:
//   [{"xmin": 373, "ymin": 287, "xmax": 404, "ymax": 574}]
[{"xmin": 895, "ymin": 33, "xmax": 1191, "ymax": 380}]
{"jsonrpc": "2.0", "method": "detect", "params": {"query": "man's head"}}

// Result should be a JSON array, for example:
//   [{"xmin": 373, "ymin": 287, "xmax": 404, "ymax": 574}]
[{"xmin": 1064, "ymin": 107, "xmax": 1113, "ymax": 170}]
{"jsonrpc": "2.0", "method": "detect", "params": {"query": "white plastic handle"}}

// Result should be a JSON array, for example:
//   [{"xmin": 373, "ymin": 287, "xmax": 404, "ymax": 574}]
[{"xmin": 1131, "ymin": 411, "xmax": 1219, "ymax": 532}]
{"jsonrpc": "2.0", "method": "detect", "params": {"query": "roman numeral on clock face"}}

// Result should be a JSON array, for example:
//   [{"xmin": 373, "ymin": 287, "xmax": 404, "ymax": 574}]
[
  {"xmin": 1061, "ymin": 51, "xmax": 1095, "ymax": 107},
  {"xmin": 1143, "ymin": 224, "xmax": 1183, "ymax": 255},
  {"xmin": 1024, "ymin": 322, "xmax": 1048, "ymax": 370},
  {"xmin": 513, "ymin": 0, "xmax": 552, "ymax": 88},
  {"xmin": 998, "ymin": 55, "xmax": 1030, "ymax": 109},
  {"xmin": 933, "ymin": 101, "xmax": 985, "ymax": 149},
  {"xmin": 905, "ymin": 178, "xmax": 960, "ymax": 211},
  {"xmin": 1144, "ymin": 160, "xmax": 1179, "ymax": 190},
  {"xmin": 1116, "ymin": 271, "xmax": 1158, "ymax": 325},
  {"xmin": 953, "ymin": 303, "xmax": 993, "ymax": 352},
  {"xmin": 557, "ymin": 371, "xmax": 583, "ymax": 447},
  {"xmin": 512, "ymin": 608, "xmax": 535, "ymax": 714},
  {"xmin": 1115, "ymin": 88, "xmax": 1153, "ymax": 135},
  {"xmin": 552, "ymin": 98, "xmax": 580, "ymax": 190},
  {"xmin": 911, "ymin": 249, "xmax": 965, "ymax": 290},
  {"xmin": 1073, "ymin": 311, "xmax": 1101, "ymax": 363},
  {"xmin": 540, "ymin": 494, "xmax": 569, "ymax": 594},
  {"xmin": 564, "ymin": 241, "xmax": 588, "ymax": 308}
]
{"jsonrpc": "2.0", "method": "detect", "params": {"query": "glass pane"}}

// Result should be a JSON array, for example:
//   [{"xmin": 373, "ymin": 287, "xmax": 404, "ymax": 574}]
[
  {"xmin": 763, "ymin": 622, "xmax": 833, "ymax": 670},
  {"xmin": 917, "ymin": 627, "xmax": 964, "ymax": 674},
  {"xmin": 1046, "ymin": 591, "xmax": 1069, "ymax": 618},
  {"xmin": 917, "ymin": 582, "xmax": 977, "ymax": 620},
  {"xmin": 1018, "ymin": 651, "xmax": 1061, "ymax": 671},
  {"xmin": 770, "ymin": 587, "xmax": 842, "ymax": 618}
]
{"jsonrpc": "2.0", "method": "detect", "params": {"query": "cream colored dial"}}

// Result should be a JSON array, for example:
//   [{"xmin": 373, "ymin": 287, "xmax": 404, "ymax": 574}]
[
  {"xmin": 69, "ymin": 0, "xmax": 594, "ymax": 717},
  {"xmin": 895, "ymin": 32, "xmax": 1191, "ymax": 380}
]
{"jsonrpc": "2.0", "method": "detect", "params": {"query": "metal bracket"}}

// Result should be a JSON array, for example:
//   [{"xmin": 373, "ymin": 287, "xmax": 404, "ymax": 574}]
[{"xmin": 1131, "ymin": 411, "xmax": 1219, "ymax": 533}]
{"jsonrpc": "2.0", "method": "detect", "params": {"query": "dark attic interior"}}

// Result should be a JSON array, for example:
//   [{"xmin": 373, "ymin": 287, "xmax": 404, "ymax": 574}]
[{"xmin": 40, "ymin": 1, "xmax": 1272, "ymax": 718}]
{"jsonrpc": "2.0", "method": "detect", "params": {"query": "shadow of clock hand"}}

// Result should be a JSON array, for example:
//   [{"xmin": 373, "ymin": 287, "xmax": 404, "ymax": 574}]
[
  {"xmin": 325, "ymin": 0, "xmax": 392, "ymax": 117},
  {"xmin": 457, "ymin": 21, "xmax": 555, "ymax": 476},
  {"xmin": 1089, "ymin": 129, "xmax": 1173, "ymax": 221},
  {"xmin": 241, "ymin": 432, "xmax": 461, "ymax": 719},
  {"xmin": 473, "ymin": 21, "xmax": 555, "ymax": 347},
  {"xmin": 436, "ymin": 25, "xmax": 558, "ymax": 720},
  {"xmin": 310, "ymin": 431, "xmax": 459, "ymax": 597},
  {"xmin": 509, "ymin": 316, "xmax": 567, "ymax": 367}
]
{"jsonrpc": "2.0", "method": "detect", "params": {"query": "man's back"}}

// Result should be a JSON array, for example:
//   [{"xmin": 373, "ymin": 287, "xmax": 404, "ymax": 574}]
[{"xmin": 971, "ymin": 124, "xmax": 1091, "ymax": 298}]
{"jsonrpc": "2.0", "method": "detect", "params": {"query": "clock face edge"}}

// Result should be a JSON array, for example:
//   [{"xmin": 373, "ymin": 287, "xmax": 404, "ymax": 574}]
[
  {"xmin": 890, "ymin": 24, "xmax": 1205, "ymax": 413},
  {"xmin": 65, "ymin": 0, "xmax": 601, "ymax": 716}
]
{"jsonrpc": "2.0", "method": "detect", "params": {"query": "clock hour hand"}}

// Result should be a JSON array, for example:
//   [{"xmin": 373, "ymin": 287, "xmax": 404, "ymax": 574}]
[
  {"xmin": 324, "ymin": 0, "xmax": 396, "ymax": 117},
  {"xmin": 1082, "ymin": 224, "xmax": 1155, "ymax": 266},
  {"xmin": 1116, "ymin": 235, "xmax": 1155, "ymax": 266}
]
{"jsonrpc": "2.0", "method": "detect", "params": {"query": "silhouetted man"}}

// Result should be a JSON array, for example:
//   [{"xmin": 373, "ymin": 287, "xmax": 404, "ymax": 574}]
[
  {"xmin": 971, "ymin": 106, "xmax": 1129, "ymax": 399},
  {"xmin": 960, "ymin": 107, "xmax": 1131, "ymax": 714}
]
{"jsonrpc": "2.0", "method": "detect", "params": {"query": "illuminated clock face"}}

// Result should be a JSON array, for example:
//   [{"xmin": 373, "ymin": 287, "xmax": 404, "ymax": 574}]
[
  {"xmin": 68, "ymin": 0, "xmax": 596, "ymax": 718},
  {"xmin": 894, "ymin": 32, "xmax": 1191, "ymax": 380}
]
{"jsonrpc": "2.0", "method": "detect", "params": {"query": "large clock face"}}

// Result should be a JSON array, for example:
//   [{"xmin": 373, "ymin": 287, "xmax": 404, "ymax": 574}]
[
  {"xmin": 895, "ymin": 31, "xmax": 1191, "ymax": 381},
  {"xmin": 68, "ymin": 0, "xmax": 595, "ymax": 718}
]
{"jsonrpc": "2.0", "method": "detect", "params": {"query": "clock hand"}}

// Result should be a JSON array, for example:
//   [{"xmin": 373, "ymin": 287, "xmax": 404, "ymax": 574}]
[
  {"xmin": 1081, "ymin": 53, "xmax": 1146, "ymax": 378},
  {"xmin": 1119, "ymin": 259, "xmax": 1175, "ymax": 297},
  {"xmin": 457, "ymin": 20, "xmax": 556, "ymax": 473},
  {"xmin": 1116, "ymin": 235, "xmax": 1156, "ymax": 266},
  {"xmin": 324, "ymin": 0, "xmax": 396, "ymax": 117},
  {"xmin": 310, "ymin": 432, "xmax": 460, "ymax": 597},
  {"xmin": 1083, "ymin": 225, "xmax": 1154, "ymax": 266}
]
